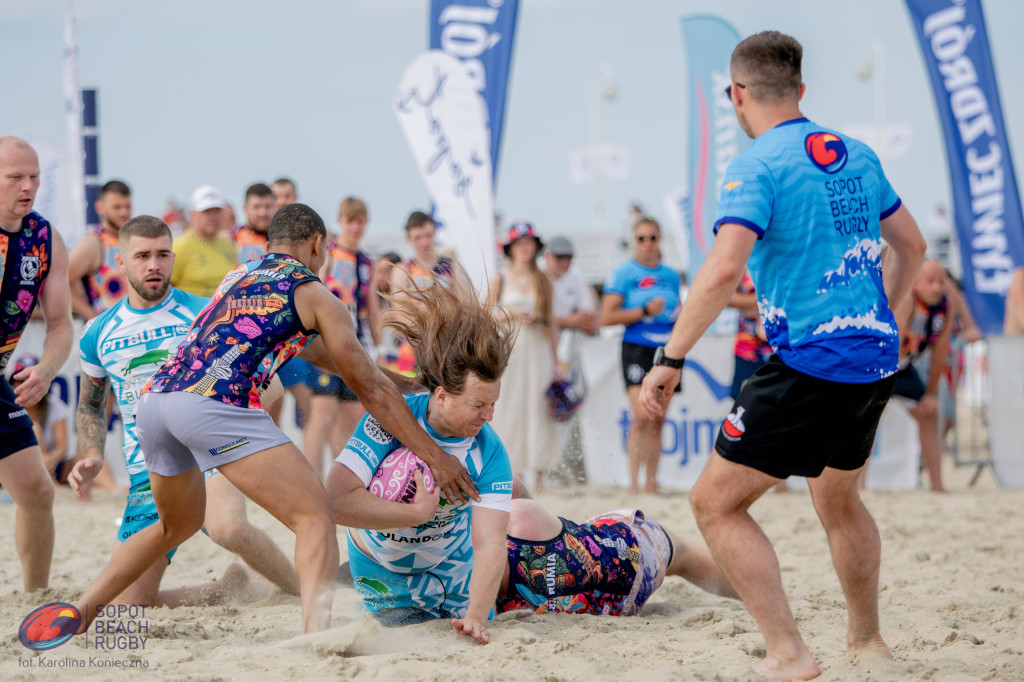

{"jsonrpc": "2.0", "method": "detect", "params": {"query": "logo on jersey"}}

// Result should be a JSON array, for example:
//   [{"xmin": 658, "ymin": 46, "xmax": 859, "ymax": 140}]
[
  {"xmin": 638, "ymin": 277, "xmax": 656, "ymax": 289},
  {"xmin": 19, "ymin": 255, "xmax": 39, "ymax": 284},
  {"xmin": 363, "ymin": 416, "xmax": 393, "ymax": 445},
  {"xmin": 123, "ymin": 348, "xmax": 171, "ymax": 376},
  {"xmin": 724, "ymin": 181, "xmax": 743, "ymax": 191},
  {"xmin": 18, "ymin": 603, "xmax": 82, "ymax": 651},
  {"xmin": 721, "ymin": 406, "xmax": 747, "ymax": 441},
  {"xmin": 804, "ymin": 132, "xmax": 848, "ymax": 174}
]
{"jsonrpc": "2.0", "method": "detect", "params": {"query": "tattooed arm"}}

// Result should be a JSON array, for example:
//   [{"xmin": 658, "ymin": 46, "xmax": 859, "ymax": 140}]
[{"xmin": 69, "ymin": 373, "xmax": 110, "ymax": 497}]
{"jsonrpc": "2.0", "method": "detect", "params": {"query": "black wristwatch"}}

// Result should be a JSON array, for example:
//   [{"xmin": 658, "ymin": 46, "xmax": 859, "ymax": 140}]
[{"xmin": 652, "ymin": 346, "xmax": 685, "ymax": 369}]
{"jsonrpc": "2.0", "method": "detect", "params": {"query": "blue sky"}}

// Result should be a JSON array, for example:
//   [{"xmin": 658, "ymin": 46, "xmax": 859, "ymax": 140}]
[{"xmin": 3, "ymin": 0, "xmax": 1023, "ymax": 252}]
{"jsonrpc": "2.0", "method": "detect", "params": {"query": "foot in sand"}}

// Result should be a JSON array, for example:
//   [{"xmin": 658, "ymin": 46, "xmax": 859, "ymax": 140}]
[{"xmin": 752, "ymin": 651, "xmax": 821, "ymax": 680}]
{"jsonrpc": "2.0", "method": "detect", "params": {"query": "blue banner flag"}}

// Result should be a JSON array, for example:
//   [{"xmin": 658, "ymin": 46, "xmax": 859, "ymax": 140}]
[
  {"xmin": 905, "ymin": 0, "xmax": 1024, "ymax": 333},
  {"xmin": 680, "ymin": 15, "xmax": 750, "ymax": 280},
  {"xmin": 430, "ymin": 0, "xmax": 519, "ymax": 187}
]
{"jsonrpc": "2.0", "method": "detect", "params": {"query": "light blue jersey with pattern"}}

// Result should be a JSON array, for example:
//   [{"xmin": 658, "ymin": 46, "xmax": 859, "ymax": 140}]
[
  {"xmin": 603, "ymin": 261, "xmax": 681, "ymax": 348},
  {"xmin": 79, "ymin": 288, "xmax": 208, "ymax": 475},
  {"xmin": 714, "ymin": 117, "xmax": 902, "ymax": 383},
  {"xmin": 337, "ymin": 393, "xmax": 512, "ymax": 575}
]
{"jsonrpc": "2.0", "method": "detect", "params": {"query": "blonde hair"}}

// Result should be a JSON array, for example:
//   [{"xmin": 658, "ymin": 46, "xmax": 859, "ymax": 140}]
[
  {"xmin": 338, "ymin": 196, "xmax": 368, "ymax": 221},
  {"xmin": 383, "ymin": 275, "xmax": 519, "ymax": 394}
]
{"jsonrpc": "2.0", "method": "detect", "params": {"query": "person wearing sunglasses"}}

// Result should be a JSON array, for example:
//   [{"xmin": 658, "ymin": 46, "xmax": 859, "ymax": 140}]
[
  {"xmin": 638, "ymin": 31, "xmax": 926, "ymax": 680},
  {"xmin": 600, "ymin": 216, "xmax": 681, "ymax": 495}
]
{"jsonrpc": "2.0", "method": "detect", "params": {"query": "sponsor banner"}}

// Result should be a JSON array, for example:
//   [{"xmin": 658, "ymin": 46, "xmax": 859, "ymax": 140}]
[
  {"xmin": 430, "ymin": 0, "xmax": 519, "ymax": 185},
  {"xmin": 578, "ymin": 332, "xmax": 919, "ymax": 490},
  {"xmin": 679, "ymin": 15, "xmax": 750, "ymax": 279},
  {"xmin": 905, "ymin": 0, "xmax": 1024, "ymax": 333},
  {"xmin": 987, "ymin": 336, "xmax": 1024, "ymax": 487},
  {"xmin": 62, "ymin": 8, "xmax": 87, "ymax": 245},
  {"xmin": 394, "ymin": 50, "xmax": 496, "ymax": 294}
]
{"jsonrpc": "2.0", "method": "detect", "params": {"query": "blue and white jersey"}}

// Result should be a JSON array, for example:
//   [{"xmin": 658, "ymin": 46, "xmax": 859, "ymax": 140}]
[
  {"xmin": 714, "ymin": 117, "xmax": 902, "ymax": 383},
  {"xmin": 603, "ymin": 261, "xmax": 681, "ymax": 348},
  {"xmin": 336, "ymin": 392, "xmax": 513, "ymax": 574},
  {"xmin": 79, "ymin": 288, "xmax": 208, "ymax": 474}
]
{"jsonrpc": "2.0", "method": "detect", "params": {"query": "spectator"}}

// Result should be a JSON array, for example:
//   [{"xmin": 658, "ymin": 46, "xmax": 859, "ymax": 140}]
[
  {"xmin": 543, "ymin": 235, "xmax": 599, "ymax": 483},
  {"xmin": 232, "ymin": 183, "xmax": 275, "ymax": 265},
  {"xmin": 170, "ymin": 186, "xmax": 237, "ymax": 297},
  {"xmin": 487, "ymin": 222, "xmax": 559, "ymax": 490},
  {"xmin": 601, "ymin": 217, "xmax": 680, "ymax": 495},
  {"xmin": 271, "ymin": 177, "xmax": 298, "ymax": 209}
]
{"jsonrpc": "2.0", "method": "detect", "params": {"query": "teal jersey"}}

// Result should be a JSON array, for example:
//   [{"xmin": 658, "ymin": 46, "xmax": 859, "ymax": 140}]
[
  {"xmin": 79, "ymin": 288, "xmax": 208, "ymax": 475},
  {"xmin": 714, "ymin": 117, "xmax": 902, "ymax": 383}
]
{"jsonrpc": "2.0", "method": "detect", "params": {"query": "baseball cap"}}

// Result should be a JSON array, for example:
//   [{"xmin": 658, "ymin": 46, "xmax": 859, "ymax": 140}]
[
  {"xmin": 547, "ymin": 236, "xmax": 574, "ymax": 257},
  {"xmin": 191, "ymin": 185, "xmax": 226, "ymax": 212}
]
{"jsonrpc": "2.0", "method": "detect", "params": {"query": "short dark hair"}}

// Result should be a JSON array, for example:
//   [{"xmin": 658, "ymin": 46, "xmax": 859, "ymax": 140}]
[
  {"xmin": 272, "ymin": 177, "xmax": 296, "ymax": 193},
  {"xmin": 245, "ymin": 183, "xmax": 273, "ymax": 203},
  {"xmin": 404, "ymin": 210, "xmax": 434, "ymax": 234},
  {"xmin": 100, "ymin": 180, "xmax": 131, "ymax": 198},
  {"xmin": 731, "ymin": 31, "xmax": 803, "ymax": 103},
  {"xmin": 118, "ymin": 215, "xmax": 171, "ymax": 248},
  {"xmin": 268, "ymin": 203, "xmax": 326, "ymax": 246},
  {"xmin": 377, "ymin": 251, "xmax": 401, "ymax": 265}
]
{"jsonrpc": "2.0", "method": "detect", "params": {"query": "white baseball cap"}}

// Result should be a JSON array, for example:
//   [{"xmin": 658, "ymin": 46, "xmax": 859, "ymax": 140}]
[{"xmin": 191, "ymin": 185, "xmax": 226, "ymax": 212}]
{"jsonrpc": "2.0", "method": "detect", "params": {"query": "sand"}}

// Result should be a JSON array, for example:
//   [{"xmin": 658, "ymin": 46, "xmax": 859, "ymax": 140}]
[{"xmin": 1, "ymin": 459, "xmax": 1022, "ymax": 681}]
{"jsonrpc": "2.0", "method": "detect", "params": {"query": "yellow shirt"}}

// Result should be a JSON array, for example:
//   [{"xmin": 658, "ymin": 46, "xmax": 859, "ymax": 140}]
[{"xmin": 171, "ymin": 230, "xmax": 238, "ymax": 297}]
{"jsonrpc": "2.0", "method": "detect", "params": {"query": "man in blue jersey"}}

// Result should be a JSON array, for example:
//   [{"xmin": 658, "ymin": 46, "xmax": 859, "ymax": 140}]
[
  {"xmin": 0, "ymin": 137, "xmax": 73, "ymax": 593},
  {"xmin": 70, "ymin": 215, "xmax": 300, "ymax": 605},
  {"xmin": 639, "ymin": 32, "xmax": 926, "ymax": 680}
]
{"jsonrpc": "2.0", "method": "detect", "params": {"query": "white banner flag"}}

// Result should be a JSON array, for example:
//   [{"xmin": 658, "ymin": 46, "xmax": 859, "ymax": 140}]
[
  {"xmin": 63, "ymin": 7, "xmax": 86, "ymax": 244},
  {"xmin": 394, "ymin": 51, "xmax": 496, "ymax": 295}
]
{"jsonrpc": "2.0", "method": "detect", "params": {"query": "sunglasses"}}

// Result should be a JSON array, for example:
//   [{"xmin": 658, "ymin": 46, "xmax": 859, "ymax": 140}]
[
  {"xmin": 636, "ymin": 234, "xmax": 659, "ymax": 243},
  {"xmin": 553, "ymin": 254, "xmax": 573, "ymax": 261},
  {"xmin": 724, "ymin": 82, "xmax": 746, "ymax": 99}
]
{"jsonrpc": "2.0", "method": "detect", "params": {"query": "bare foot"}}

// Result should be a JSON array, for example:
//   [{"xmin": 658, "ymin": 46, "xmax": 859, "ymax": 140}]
[
  {"xmin": 848, "ymin": 632, "xmax": 892, "ymax": 657},
  {"xmin": 753, "ymin": 651, "xmax": 821, "ymax": 680}
]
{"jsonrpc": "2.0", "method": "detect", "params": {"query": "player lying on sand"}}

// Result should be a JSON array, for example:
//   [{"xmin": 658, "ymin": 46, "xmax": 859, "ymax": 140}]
[{"xmin": 327, "ymin": 275, "xmax": 518, "ymax": 644}]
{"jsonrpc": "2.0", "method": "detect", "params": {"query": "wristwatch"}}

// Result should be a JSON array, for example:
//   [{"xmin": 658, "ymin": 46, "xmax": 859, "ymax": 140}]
[{"xmin": 652, "ymin": 346, "xmax": 685, "ymax": 369}]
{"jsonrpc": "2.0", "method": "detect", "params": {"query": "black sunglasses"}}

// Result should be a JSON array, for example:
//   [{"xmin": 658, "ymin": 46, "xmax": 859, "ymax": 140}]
[
  {"xmin": 636, "ymin": 234, "xmax": 659, "ymax": 243},
  {"xmin": 553, "ymin": 254, "xmax": 573, "ymax": 260},
  {"xmin": 724, "ymin": 82, "xmax": 746, "ymax": 99}
]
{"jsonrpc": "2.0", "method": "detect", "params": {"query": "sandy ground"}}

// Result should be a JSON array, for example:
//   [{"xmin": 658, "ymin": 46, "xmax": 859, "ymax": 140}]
[{"xmin": 1, "ymin": 456, "xmax": 1022, "ymax": 681}]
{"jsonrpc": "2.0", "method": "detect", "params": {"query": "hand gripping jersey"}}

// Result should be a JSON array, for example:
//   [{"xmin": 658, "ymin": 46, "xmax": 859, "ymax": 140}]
[
  {"xmin": 324, "ymin": 242, "xmax": 374, "ymax": 352},
  {"xmin": 80, "ymin": 288, "xmax": 208, "ymax": 475},
  {"xmin": 86, "ymin": 227, "xmax": 128, "ymax": 312},
  {"xmin": 0, "ymin": 212, "xmax": 52, "ymax": 373},
  {"xmin": 231, "ymin": 224, "xmax": 269, "ymax": 266},
  {"xmin": 338, "ymin": 393, "xmax": 513, "ymax": 575},
  {"xmin": 144, "ymin": 253, "xmax": 319, "ymax": 409},
  {"xmin": 714, "ymin": 118, "xmax": 902, "ymax": 383},
  {"xmin": 498, "ymin": 516, "xmax": 642, "ymax": 616},
  {"xmin": 602, "ymin": 261, "xmax": 681, "ymax": 348}
]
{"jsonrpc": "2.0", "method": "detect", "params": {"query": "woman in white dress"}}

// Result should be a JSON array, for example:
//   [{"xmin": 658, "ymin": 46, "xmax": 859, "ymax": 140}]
[{"xmin": 487, "ymin": 223, "xmax": 560, "ymax": 490}]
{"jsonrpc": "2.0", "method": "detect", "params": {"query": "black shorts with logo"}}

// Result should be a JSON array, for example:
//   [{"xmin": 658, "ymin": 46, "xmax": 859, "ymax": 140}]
[
  {"xmin": 715, "ymin": 356, "xmax": 896, "ymax": 479},
  {"xmin": 621, "ymin": 342, "xmax": 681, "ymax": 393},
  {"xmin": 1, "ymin": 377, "xmax": 38, "ymax": 460}
]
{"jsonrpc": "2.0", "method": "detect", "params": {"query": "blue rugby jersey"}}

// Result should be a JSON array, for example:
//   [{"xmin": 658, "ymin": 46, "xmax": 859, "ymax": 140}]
[
  {"xmin": 714, "ymin": 118, "xmax": 902, "ymax": 383},
  {"xmin": 80, "ymin": 288, "xmax": 208, "ymax": 475},
  {"xmin": 603, "ymin": 261, "xmax": 681, "ymax": 348},
  {"xmin": 337, "ymin": 392, "xmax": 513, "ymax": 574}
]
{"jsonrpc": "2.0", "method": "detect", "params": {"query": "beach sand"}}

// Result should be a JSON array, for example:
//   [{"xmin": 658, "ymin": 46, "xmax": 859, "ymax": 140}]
[{"xmin": 1, "ymin": 458, "xmax": 1022, "ymax": 681}]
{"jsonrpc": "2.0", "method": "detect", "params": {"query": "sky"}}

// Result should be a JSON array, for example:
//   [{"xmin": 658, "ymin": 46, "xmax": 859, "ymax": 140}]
[{"xmin": 3, "ymin": 0, "xmax": 1023, "ymax": 258}]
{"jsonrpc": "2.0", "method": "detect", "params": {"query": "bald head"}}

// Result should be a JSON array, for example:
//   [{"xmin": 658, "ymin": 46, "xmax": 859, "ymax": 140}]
[
  {"xmin": 0, "ymin": 137, "xmax": 41, "ymax": 230},
  {"xmin": 914, "ymin": 259, "xmax": 946, "ymax": 307}
]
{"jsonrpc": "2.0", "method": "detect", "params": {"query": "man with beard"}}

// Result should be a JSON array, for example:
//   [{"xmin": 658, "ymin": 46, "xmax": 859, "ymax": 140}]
[
  {"xmin": 0, "ymin": 136, "xmax": 73, "ymax": 593},
  {"xmin": 71, "ymin": 215, "xmax": 301, "ymax": 606},
  {"xmin": 67, "ymin": 180, "xmax": 133, "ymax": 319}
]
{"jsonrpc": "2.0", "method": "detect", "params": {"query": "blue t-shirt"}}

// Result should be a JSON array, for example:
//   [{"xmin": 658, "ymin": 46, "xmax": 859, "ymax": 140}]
[
  {"xmin": 714, "ymin": 118, "xmax": 901, "ymax": 383},
  {"xmin": 336, "ymin": 392, "xmax": 513, "ymax": 574},
  {"xmin": 603, "ymin": 261, "xmax": 681, "ymax": 348},
  {"xmin": 80, "ymin": 288, "xmax": 209, "ymax": 475}
]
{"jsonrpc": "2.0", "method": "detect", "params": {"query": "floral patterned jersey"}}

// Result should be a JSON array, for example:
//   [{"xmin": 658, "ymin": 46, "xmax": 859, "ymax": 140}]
[
  {"xmin": 0, "ymin": 211, "xmax": 52, "ymax": 373},
  {"xmin": 144, "ymin": 253, "xmax": 320, "ymax": 409},
  {"xmin": 324, "ymin": 243, "xmax": 373, "ymax": 352},
  {"xmin": 231, "ymin": 224, "xmax": 269, "ymax": 266},
  {"xmin": 86, "ymin": 226, "xmax": 128, "ymax": 312}
]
